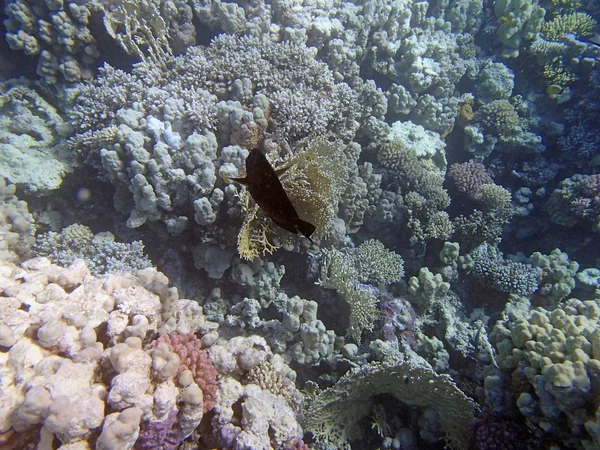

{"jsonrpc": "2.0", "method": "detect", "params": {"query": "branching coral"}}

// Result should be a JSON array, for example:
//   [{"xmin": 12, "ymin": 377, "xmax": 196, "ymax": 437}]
[
  {"xmin": 541, "ymin": 12, "xmax": 597, "ymax": 41},
  {"xmin": 34, "ymin": 224, "xmax": 153, "ymax": 276},
  {"xmin": 547, "ymin": 173, "xmax": 600, "ymax": 231},
  {"xmin": 467, "ymin": 244, "xmax": 540, "ymax": 296},
  {"xmin": 317, "ymin": 241, "xmax": 404, "ymax": 344},
  {"xmin": 448, "ymin": 162, "xmax": 494, "ymax": 197},
  {"xmin": 306, "ymin": 362, "xmax": 477, "ymax": 450},
  {"xmin": 477, "ymin": 100, "xmax": 521, "ymax": 136}
]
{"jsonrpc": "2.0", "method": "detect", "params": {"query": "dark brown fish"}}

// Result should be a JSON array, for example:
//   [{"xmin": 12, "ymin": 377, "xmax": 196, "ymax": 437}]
[{"xmin": 231, "ymin": 148, "xmax": 316, "ymax": 241}]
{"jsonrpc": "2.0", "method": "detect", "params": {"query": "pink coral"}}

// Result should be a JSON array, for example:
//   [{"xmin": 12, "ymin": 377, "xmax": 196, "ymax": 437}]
[
  {"xmin": 152, "ymin": 333, "xmax": 218, "ymax": 413},
  {"xmin": 448, "ymin": 162, "xmax": 494, "ymax": 198}
]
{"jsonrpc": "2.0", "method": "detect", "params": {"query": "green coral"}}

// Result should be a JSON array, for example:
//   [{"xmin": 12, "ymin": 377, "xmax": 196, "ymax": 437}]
[
  {"xmin": 354, "ymin": 239, "xmax": 405, "ymax": 284},
  {"xmin": 439, "ymin": 241, "xmax": 460, "ymax": 266},
  {"xmin": 541, "ymin": 12, "xmax": 597, "ymax": 41},
  {"xmin": 550, "ymin": 0, "xmax": 581, "ymax": 13},
  {"xmin": 306, "ymin": 362, "xmax": 477, "ymax": 450},
  {"xmin": 408, "ymin": 266, "xmax": 451, "ymax": 310},
  {"xmin": 317, "ymin": 241, "xmax": 404, "ymax": 344},
  {"xmin": 527, "ymin": 248, "xmax": 579, "ymax": 306},
  {"xmin": 543, "ymin": 57, "xmax": 578, "ymax": 87},
  {"xmin": 494, "ymin": 0, "xmax": 546, "ymax": 58},
  {"xmin": 477, "ymin": 100, "xmax": 521, "ymax": 136},
  {"xmin": 475, "ymin": 183, "xmax": 513, "ymax": 214}
]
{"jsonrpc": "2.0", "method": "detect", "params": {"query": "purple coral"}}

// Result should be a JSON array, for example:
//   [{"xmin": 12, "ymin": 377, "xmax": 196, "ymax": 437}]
[
  {"xmin": 136, "ymin": 410, "xmax": 183, "ymax": 450},
  {"xmin": 380, "ymin": 296, "xmax": 416, "ymax": 347},
  {"xmin": 448, "ymin": 162, "xmax": 494, "ymax": 198},
  {"xmin": 152, "ymin": 332, "xmax": 218, "ymax": 412},
  {"xmin": 548, "ymin": 174, "xmax": 600, "ymax": 229},
  {"xmin": 470, "ymin": 413, "xmax": 531, "ymax": 450}
]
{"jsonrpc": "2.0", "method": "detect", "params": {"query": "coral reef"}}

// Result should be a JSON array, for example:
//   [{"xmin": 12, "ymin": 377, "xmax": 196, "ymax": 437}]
[
  {"xmin": 34, "ymin": 223, "xmax": 153, "ymax": 275},
  {"xmin": 0, "ymin": 257, "xmax": 304, "ymax": 449},
  {"xmin": 491, "ymin": 297, "xmax": 600, "ymax": 448},
  {"xmin": 306, "ymin": 362, "xmax": 477, "ymax": 450}
]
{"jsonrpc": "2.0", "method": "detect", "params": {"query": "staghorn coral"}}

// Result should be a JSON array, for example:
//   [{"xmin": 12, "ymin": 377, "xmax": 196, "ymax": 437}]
[
  {"xmin": 542, "ymin": 57, "xmax": 578, "ymax": 87},
  {"xmin": 151, "ymin": 332, "xmax": 218, "ymax": 413},
  {"xmin": 306, "ymin": 362, "xmax": 476, "ymax": 450},
  {"xmin": 541, "ymin": 12, "xmax": 597, "ymax": 41}
]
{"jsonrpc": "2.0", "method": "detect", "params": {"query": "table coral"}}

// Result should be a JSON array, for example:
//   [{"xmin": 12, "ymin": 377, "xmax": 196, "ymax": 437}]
[{"xmin": 306, "ymin": 362, "xmax": 476, "ymax": 450}]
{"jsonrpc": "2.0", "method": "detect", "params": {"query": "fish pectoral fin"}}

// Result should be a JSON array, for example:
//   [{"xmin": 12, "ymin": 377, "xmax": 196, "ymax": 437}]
[
  {"xmin": 229, "ymin": 175, "xmax": 249, "ymax": 186},
  {"xmin": 274, "ymin": 167, "xmax": 290, "ymax": 177}
]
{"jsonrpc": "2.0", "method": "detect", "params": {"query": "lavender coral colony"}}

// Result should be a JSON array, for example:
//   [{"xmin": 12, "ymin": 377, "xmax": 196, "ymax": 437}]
[{"xmin": 2, "ymin": 0, "xmax": 600, "ymax": 448}]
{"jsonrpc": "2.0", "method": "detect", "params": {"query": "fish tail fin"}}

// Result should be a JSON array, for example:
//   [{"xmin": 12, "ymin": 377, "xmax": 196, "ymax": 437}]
[{"xmin": 297, "ymin": 219, "xmax": 316, "ymax": 242}]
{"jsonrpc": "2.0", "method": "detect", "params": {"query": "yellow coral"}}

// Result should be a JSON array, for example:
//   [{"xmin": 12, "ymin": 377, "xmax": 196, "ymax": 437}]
[
  {"xmin": 542, "ymin": 12, "xmax": 597, "ymax": 41},
  {"xmin": 550, "ymin": 0, "xmax": 581, "ymax": 14},
  {"xmin": 543, "ymin": 57, "xmax": 578, "ymax": 87},
  {"xmin": 236, "ymin": 192, "xmax": 278, "ymax": 260},
  {"xmin": 282, "ymin": 139, "xmax": 346, "ymax": 234}
]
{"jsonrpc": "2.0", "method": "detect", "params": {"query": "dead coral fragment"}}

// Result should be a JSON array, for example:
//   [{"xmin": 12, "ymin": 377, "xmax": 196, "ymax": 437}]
[{"xmin": 306, "ymin": 363, "xmax": 477, "ymax": 450}]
